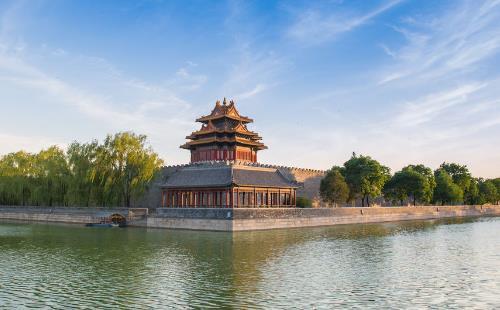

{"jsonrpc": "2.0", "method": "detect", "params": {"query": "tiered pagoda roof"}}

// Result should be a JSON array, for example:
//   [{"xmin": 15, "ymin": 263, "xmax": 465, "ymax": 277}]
[{"xmin": 180, "ymin": 98, "xmax": 267, "ymax": 151}]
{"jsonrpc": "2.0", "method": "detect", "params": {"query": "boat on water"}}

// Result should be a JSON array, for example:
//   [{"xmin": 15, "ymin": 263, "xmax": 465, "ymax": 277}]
[
  {"xmin": 85, "ymin": 214, "xmax": 127, "ymax": 228},
  {"xmin": 85, "ymin": 223, "xmax": 121, "ymax": 228}
]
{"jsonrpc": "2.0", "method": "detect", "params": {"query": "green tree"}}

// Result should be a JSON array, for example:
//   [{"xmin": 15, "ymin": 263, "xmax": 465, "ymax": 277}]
[
  {"xmin": 0, "ymin": 132, "xmax": 164, "ymax": 208},
  {"xmin": 492, "ymin": 178, "xmax": 500, "ymax": 204},
  {"xmin": 478, "ymin": 179, "xmax": 498, "ymax": 204},
  {"xmin": 296, "ymin": 196, "xmax": 312, "ymax": 208},
  {"xmin": 383, "ymin": 168, "xmax": 430, "ymax": 206},
  {"xmin": 404, "ymin": 164, "xmax": 435, "ymax": 201},
  {"xmin": 33, "ymin": 146, "xmax": 70, "ymax": 207},
  {"xmin": 320, "ymin": 167, "xmax": 349, "ymax": 207},
  {"xmin": 433, "ymin": 169, "xmax": 463, "ymax": 205},
  {"xmin": 439, "ymin": 162, "xmax": 477, "ymax": 204},
  {"xmin": 343, "ymin": 154, "xmax": 390, "ymax": 207},
  {"xmin": 101, "ymin": 132, "xmax": 164, "ymax": 207},
  {"xmin": 0, "ymin": 151, "xmax": 36, "ymax": 205},
  {"xmin": 66, "ymin": 141, "xmax": 99, "ymax": 207}
]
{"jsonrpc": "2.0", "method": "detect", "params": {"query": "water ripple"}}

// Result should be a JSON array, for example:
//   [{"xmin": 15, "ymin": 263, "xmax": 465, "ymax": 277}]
[{"xmin": 0, "ymin": 218, "xmax": 499, "ymax": 308}]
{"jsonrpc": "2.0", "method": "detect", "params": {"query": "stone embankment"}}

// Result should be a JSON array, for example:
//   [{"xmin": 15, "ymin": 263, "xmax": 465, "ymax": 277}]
[{"xmin": 1, "ymin": 205, "xmax": 499, "ymax": 231}]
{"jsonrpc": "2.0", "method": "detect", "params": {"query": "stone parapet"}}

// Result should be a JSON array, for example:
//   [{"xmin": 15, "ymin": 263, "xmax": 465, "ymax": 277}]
[{"xmin": 1, "ymin": 205, "xmax": 499, "ymax": 232}]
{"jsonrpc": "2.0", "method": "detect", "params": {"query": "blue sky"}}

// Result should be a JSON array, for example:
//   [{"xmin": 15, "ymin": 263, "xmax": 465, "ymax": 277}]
[{"xmin": 0, "ymin": 0, "xmax": 499, "ymax": 177}]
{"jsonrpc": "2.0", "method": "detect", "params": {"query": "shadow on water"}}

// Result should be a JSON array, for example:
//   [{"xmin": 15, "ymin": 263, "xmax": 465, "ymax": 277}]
[{"xmin": 0, "ymin": 216, "xmax": 498, "ymax": 308}]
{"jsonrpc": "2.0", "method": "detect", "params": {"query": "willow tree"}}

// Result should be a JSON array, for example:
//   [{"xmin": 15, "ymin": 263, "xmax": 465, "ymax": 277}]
[
  {"xmin": 67, "ymin": 141, "xmax": 99, "ymax": 207},
  {"xmin": 101, "ymin": 132, "xmax": 164, "ymax": 208},
  {"xmin": 0, "ymin": 151, "xmax": 36, "ymax": 205},
  {"xmin": 34, "ymin": 146, "xmax": 70, "ymax": 206}
]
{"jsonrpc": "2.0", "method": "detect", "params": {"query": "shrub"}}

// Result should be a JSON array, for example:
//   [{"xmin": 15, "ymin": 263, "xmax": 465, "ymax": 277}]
[{"xmin": 296, "ymin": 196, "xmax": 312, "ymax": 208}]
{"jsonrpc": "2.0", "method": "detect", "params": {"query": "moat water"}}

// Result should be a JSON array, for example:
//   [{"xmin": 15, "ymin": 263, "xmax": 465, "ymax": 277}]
[{"xmin": 0, "ymin": 217, "xmax": 499, "ymax": 309}]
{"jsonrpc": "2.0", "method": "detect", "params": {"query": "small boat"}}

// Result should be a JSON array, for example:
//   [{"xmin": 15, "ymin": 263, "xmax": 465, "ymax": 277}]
[
  {"xmin": 85, "ymin": 223, "xmax": 114, "ymax": 228},
  {"xmin": 85, "ymin": 222, "xmax": 126, "ymax": 228}
]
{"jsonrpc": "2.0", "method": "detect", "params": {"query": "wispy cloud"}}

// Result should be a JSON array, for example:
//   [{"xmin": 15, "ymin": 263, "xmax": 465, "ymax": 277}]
[
  {"xmin": 395, "ymin": 83, "xmax": 485, "ymax": 126},
  {"xmin": 378, "ymin": 0, "xmax": 500, "ymax": 84},
  {"xmin": 221, "ymin": 2, "xmax": 289, "ymax": 101},
  {"xmin": 235, "ymin": 83, "xmax": 270, "ymax": 100},
  {"xmin": 288, "ymin": 0, "xmax": 402, "ymax": 43}
]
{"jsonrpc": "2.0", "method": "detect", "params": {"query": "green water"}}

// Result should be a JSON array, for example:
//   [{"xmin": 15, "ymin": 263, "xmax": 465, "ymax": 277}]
[{"xmin": 0, "ymin": 217, "xmax": 499, "ymax": 309}]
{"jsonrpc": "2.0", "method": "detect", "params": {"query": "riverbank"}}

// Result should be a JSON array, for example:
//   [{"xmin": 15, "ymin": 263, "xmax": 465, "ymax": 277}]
[{"xmin": 0, "ymin": 205, "xmax": 499, "ymax": 231}]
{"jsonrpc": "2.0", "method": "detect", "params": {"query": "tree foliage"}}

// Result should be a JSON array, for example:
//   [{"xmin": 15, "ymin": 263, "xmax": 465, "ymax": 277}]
[
  {"xmin": 433, "ymin": 169, "xmax": 463, "ymax": 205},
  {"xmin": 439, "ymin": 162, "xmax": 478, "ymax": 204},
  {"xmin": 296, "ymin": 196, "xmax": 312, "ymax": 208},
  {"xmin": 0, "ymin": 132, "xmax": 163, "ymax": 207},
  {"xmin": 478, "ymin": 179, "xmax": 498, "ymax": 205},
  {"xmin": 342, "ymin": 154, "xmax": 390, "ymax": 207},
  {"xmin": 383, "ymin": 166, "xmax": 433, "ymax": 206},
  {"xmin": 320, "ymin": 167, "xmax": 349, "ymax": 206}
]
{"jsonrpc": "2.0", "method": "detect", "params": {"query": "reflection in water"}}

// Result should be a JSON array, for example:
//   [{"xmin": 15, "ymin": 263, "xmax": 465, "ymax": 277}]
[{"xmin": 0, "ymin": 217, "xmax": 499, "ymax": 308}]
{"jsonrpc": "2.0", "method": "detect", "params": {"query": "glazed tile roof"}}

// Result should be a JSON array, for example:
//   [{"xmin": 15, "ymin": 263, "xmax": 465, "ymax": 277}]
[
  {"xmin": 181, "ymin": 98, "xmax": 267, "ymax": 151},
  {"xmin": 162, "ymin": 164, "xmax": 297, "ymax": 189},
  {"xmin": 196, "ymin": 98, "xmax": 253, "ymax": 123}
]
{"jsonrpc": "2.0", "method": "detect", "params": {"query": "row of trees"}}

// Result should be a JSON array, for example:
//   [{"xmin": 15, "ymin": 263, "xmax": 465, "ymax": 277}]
[
  {"xmin": 0, "ymin": 132, "xmax": 164, "ymax": 207},
  {"xmin": 320, "ymin": 153, "xmax": 500, "ymax": 207}
]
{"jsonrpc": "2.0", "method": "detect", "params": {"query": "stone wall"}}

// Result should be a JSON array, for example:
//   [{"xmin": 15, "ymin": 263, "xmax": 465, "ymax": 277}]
[
  {"xmin": 146, "ymin": 205, "xmax": 500, "ymax": 231},
  {"xmin": 229, "ymin": 205, "xmax": 500, "ymax": 231},
  {"xmin": 3, "ymin": 205, "xmax": 498, "ymax": 231},
  {"xmin": 0, "ymin": 206, "xmax": 129, "ymax": 224},
  {"xmin": 277, "ymin": 166, "xmax": 325, "ymax": 206}
]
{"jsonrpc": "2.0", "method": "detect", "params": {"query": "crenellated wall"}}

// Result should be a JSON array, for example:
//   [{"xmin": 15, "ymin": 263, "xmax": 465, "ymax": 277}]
[{"xmin": 276, "ymin": 166, "xmax": 325, "ymax": 207}]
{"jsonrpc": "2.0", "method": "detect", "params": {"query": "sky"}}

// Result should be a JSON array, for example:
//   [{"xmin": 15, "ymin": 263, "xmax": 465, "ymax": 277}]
[{"xmin": 0, "ymin": 0, "xmax": 499, "ymax": 177}]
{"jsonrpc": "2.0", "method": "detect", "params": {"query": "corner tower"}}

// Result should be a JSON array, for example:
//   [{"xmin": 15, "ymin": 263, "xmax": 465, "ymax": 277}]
[{"xmin": 181, "ymin": 98, "xmax": 267, "ymax": 163}]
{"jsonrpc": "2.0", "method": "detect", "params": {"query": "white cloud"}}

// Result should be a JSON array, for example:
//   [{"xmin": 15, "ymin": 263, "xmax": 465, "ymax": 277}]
[
  {"xmin": 288, "ymin": 0, "xmax": 402, "ymax": 43},
  {"xmin": 395, "ymin": 83, "xmax": 485, "ymax": 126},
  {"xmin": 235, "ymin": 83, "xmax": 269, "ymax": 100},
  {"xmin": 378, "ymin": 0, "xmax": 500, "ymax": 84}
]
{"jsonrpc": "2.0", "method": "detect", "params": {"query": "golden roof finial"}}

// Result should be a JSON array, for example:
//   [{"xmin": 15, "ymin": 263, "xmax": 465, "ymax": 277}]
[{"xmin": 223, "ymin": 97, "xmax": 227, "ymax": 105}]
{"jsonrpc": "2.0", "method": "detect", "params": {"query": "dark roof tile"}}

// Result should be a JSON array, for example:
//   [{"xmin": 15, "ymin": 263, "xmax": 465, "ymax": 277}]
[{"xmin": 163, "ymin": 165, "xmax": 296, "ymax": 189}]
